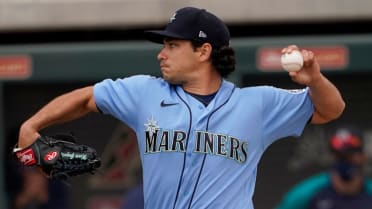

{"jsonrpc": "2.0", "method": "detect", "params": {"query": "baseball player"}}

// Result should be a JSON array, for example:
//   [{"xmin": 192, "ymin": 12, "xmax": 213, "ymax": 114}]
[{"xmin": 17, "ymin": 6, "xmax": 345, "ymax": 209}]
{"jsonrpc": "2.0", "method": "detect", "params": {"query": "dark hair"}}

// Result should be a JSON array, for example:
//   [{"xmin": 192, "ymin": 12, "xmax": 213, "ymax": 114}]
[{"xmin": 191, "ymin": 41, "xmax": 236, "ymax": 78}]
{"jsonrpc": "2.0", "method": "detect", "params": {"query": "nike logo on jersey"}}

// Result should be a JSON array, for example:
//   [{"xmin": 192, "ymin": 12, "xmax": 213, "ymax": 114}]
[{"xmin": 160, "ymin": 100, "xmax": 178, "ymax": 107}]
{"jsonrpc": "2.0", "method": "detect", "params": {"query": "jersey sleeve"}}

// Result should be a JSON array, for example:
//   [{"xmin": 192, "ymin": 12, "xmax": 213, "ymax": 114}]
[
  {"xmin": 261, "ymin": 86, "xmax": 314, "ymax": 148},
  {"xmin": 93, "ymin": 75, "xmax": 150, "ymax": 129}
]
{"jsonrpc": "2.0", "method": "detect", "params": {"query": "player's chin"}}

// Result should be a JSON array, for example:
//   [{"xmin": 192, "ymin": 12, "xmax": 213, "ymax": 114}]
[
  {"xmin": 160, "ymin": 70, "xmax": 171, "ymax": 81},
  {"xmin": 160, "ymin": 68, "xmax": 169, "ymax": 77},
  {"xmin": 162, "ymin": 75, "xmax": 181, "ymax": 85}
]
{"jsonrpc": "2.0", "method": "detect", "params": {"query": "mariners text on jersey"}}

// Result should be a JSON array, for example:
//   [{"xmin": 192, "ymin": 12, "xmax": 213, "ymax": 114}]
[{"xmin": 145, "ymin": 128, "xmax": 248, "ymax": 163}]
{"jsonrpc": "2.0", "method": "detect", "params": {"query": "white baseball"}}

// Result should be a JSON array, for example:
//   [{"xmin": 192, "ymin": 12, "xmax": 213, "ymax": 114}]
[{"xmin": 280, "ymin": 50, "xmax": 304, "ymax": 72}]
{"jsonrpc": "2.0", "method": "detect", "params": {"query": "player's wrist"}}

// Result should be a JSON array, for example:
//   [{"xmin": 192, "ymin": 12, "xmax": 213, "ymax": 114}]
[
  {"xmin": 18, "ymin": 121, "xmax": 40, "ymax": 148},
  {"xmin": 307, "ymin": 72, "xmax": 325, "ymax": 89}
]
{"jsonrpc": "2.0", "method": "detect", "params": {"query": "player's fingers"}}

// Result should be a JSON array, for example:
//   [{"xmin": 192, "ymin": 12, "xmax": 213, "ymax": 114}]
[
  {"xmin": 289, "ymin": 72, "xmax": 300, "ymax": 84},
  {"xmin": 281, "ymin": 45, "xmax": 299, "ymax": 54},
  {"xmin": 288, "ymin": 45, "xmax": 299, "ymax": 50},
  {"xmin": 302, "ymin": 50, "xmax": 315, "ymax": 67},
  {"xmin": 289, "ymin": 71, "xmax": 298, "ymax": 76}
]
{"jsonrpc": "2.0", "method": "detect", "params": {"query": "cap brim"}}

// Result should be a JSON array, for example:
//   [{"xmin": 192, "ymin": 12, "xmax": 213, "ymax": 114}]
[{"xmin": 144, "ymin": 30, "xmax": 189, "ymax": 44}]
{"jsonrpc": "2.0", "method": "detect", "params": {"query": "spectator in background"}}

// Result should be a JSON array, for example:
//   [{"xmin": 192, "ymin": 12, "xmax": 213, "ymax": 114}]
[{"xmin": 274, "ymin": 125, "xmax": 372, "ymax": 209}]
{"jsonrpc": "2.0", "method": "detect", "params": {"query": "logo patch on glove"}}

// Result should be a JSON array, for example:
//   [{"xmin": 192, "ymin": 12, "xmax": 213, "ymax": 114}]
[
  {"xmin": 44, "ymin": 151, "xmax": 59, "ymax": 161},
  {"xmin": 16, "ymin": 148, "xmax": 36, "ymax": 166},
  {"xmin": 61, "ymin": 152, "xmax": 88, "ymax": 160}
]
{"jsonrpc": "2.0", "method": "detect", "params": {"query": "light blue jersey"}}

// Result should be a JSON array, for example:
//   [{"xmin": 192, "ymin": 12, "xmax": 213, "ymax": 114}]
[{"xmin": 94, "ymin": 75, "xmax": 313, "ymax": 209}]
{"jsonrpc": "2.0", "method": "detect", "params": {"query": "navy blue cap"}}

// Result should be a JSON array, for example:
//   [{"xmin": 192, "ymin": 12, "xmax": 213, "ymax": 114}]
[{"xmin": 145, "ymin": 7, "xmax": 230, "ymax": 48}]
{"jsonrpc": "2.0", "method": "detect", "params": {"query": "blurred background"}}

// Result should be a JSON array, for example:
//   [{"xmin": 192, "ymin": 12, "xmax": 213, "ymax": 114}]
[{"xmin": 1, "ymin": 1, "xmax": 372, "ymax": 209}]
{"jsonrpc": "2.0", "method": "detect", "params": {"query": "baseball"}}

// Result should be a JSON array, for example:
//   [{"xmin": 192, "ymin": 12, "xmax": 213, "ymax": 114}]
[{"xmin": 280, "ymin": 50, "xmax": 304, "ymax": 72}]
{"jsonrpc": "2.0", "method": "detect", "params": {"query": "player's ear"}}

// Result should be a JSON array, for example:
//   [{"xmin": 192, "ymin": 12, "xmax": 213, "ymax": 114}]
[{"xmin": 198, "ymin": 43, "xmax": 213, "ymax": 62}]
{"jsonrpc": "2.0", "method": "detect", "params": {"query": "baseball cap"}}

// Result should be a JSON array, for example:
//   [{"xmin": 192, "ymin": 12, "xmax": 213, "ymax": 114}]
[
  {"xmin": 144, "ymin": 7, "xmax": 230, "ymax": 48},
  {"xmin": 329, "ymin": 127, "xmax": 364, "ymax": 154}
]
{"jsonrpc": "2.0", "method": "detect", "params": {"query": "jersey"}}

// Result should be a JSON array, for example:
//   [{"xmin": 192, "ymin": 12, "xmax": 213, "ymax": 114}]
[
  {"xmin": 310, "ymin": 184, "xmax": 372, "ymax": 209},
  {"xmin": 93, "ymin": 75, "xmax": 314, "ymax": 209}
]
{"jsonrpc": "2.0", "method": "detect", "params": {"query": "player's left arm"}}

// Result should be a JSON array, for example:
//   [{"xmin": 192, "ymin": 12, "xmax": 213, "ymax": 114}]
[{"xmin": 282, "ymin": 45, "xmax": 345, "ymax": 124}]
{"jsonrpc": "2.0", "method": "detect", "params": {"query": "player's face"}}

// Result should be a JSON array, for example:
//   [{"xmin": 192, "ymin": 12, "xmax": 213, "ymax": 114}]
[{"xmin": 157, "ymin": 39, "xmax": 201, "ymax": 84}]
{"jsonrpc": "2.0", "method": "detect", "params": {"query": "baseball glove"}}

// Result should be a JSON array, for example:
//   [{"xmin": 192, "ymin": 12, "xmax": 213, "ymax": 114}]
[{"xmin": 13, "ymin": 133, "xmax": 101, "ymax": 180}]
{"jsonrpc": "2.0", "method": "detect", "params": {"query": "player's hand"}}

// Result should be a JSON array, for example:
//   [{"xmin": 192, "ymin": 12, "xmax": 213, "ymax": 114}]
[{"xmin": 282, "ymin": 45, "xmax": 322, "ymax": 87}]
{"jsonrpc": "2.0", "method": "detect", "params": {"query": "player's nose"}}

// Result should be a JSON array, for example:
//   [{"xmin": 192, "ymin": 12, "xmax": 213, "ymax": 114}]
[{"xmin": 157, "ymin": 48, "xmax": 167, "ymax": 61}]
